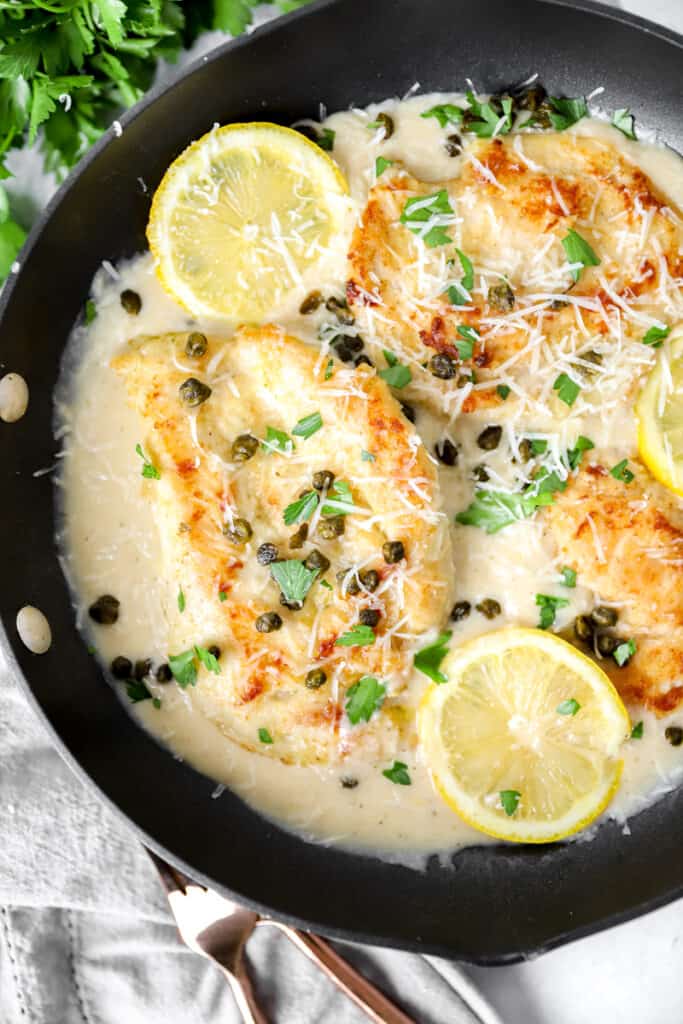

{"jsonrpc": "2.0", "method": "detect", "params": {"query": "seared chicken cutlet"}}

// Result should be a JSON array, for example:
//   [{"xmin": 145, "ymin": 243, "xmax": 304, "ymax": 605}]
[
  {"xmin": 546, "ymin": 461, "xmax": 683, "ymax": 713},
  {"xmin": 347, "ymin": 132, "xmax": 683, "ymax": 415},
  {"xmin": 113, "ymin": 325, "xmax": 454, "ymax": 764}
]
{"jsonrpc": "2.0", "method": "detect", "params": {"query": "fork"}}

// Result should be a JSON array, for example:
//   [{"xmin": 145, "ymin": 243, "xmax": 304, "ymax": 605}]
[{"xmin": 147, "ymin": 849, "xmax": 416, "ymax": 1024}]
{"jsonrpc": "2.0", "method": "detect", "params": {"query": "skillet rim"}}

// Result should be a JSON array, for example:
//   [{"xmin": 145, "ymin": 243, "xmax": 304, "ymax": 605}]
[{"xmin": 1, "ymin": 0, "xmax": 683, "ymax": 966}]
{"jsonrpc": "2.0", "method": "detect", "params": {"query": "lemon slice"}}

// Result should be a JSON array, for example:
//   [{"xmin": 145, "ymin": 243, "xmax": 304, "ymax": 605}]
[
  {"xmin": 147, "ymin": 122, "xmax": 349, "ymax": 321},
  {"xmin": 637, "ymin": 327, "xmax": 683, "ymax": 496},
  {"xmin": 418, "ymin": 628, "xmax": 630, "ymax": 843}
]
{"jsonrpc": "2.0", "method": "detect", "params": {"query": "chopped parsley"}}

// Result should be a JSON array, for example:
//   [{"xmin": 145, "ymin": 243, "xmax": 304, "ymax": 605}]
[
  {"xmin": 135, "ymin": 443, "xmax": 160, "ymax": 480},
  {"xmin": 557, "ymin": 698, "xmax": 581, "ymax": 716},
  {"xmin": 283, "ymin": 489, "xmax": 319, "ymax": 526},
  {"xmin": 462, "ymin": 91, "xmax": 513, "ymax": 138},
  {"xmin": 321, "ymin": 479, "xmax": 359, "ymax": 516},
  {"xmin": 177, "ymin": 587, "xmax": 185, "ymax": 613},
  {"xmin": 382, "ymin": 760, "xmax": 411, "ymax": 785},
  {"xmin": 456, "ymin": 324, "xmax": 479, "ymax": 360},
  {"xmin": 194, "ymin": 645, "xmax": 220, "ymax": 675},
  {"xmin": 530, "ymin": 439, "xmax": 548, "ymax": 455},
  {"xmin": 643, "ymin": 324, "xmax": 670, "ymax": 347},
  {"xmin": 560, "ymin": 567, "xmax": 577, "ymax": 588},
  {"xmin": 379, "ymin": 349, "xmax": 412, "ymax": 389},
  {"xmin": 262, "ymin": 426, "xmax": 294, "ymax": 456},
  {"xmin": 126, "ymin": 680, "xmax": 154, "ymax": 703},
  {"xmin": 400, "ymin": 190, "xmax": 454, "ymax": 247},
  {"xmin": 361, "ymin": 449, "xmax": 376, "ymax": 462},
  {"xmin": 414, "ymin": 631, "xmax": 451, "ymax": 683},
  {"xmin": 630, "ymin": 720, "xmax": 644, "ymax": 739},
  {"xmin": 85, "ymin": 299, "xmax": 97, "ymax": 325},
  {"xmin": 446, "ymin": 248, "xmax": 475, "ymax": 305},
  {"xmin": 536, "ymin": 593, "xmax": 570, "ymax": 630},
  {"xmin": 610, "ymin": 459, "xmax": 634, "ymax": 484},
  {"xmin": 218, "ymin": 590, "xmax": 228, "ymax": 603},
  {"xmin": 547, "ymin": 95, "xmax": 587, "ymax": 131},
  {"xmin": 553, "ymin": 372, "xmax": 581, "ymax": 407},
  {"xmin": 292, "ymin": 411, "xmax": 323, "ymax": 440},
  {"xmin": 270, "ymin": 559, "xmax": 318, "ymax": 604},
  {"xmin": 496, "ymin": 384, "xmax": 511, "ymax": 401},
  {"xmin": 335, "ymin": 624, "xmax": 376, "ymax": 647},
  {"xmin": 561, "ymin": 229, "xmax": 600, "ymax": 282},
  {"xmin": 345, "ymin": 675, "xmax": 386, "ymax": 724},
  {"xmin": 317, "ymin": 128, "xmax": 335, "ymax": 151},
  {"xmin": 375, "ymin": 156, "xmax": 394, "ymax": 177},
  {"xmin": 612, "ymin": 108, "xmax": 636, "ymax": 140},
  {"xmin": 168, "ymin": 649, "xmax": 198, "ymax": 688},
  {"xmin": 420, "ymin": 103, "xmax": 464, "ymax": 128},
  {"xmin": 258, "ymin": 727, "xmax": 273, "ymax": 744},
  {"xmin": 500, "ymin": 789, "xmax": 521, "ymax": 816},
  {"xmin": 319, "ymin": 578, "xmax": 333, "ymax": 591},
  {"xmin": 324, "ymin": 358, "xmax": 334, "ymax": 380},
  {"xmin": 567, "ymin": 435, "xmax": 594, "ymax": 470},
  {"xmin": 614, "ymin": 638, "xmax": 637, "ymax": 668},
  {"xmin": 456, "ymin": 468, "xmax": 567, "ymax": 534}
]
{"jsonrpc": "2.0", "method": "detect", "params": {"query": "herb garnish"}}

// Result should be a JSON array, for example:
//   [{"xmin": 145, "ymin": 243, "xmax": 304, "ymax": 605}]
[
  {"xmin": 560, "ymin": 567, "xmax": 577, "ymax": 588},
  {"xmin": 536, "ymin": 593, "xmax": 570, "ymax": 630},
  {"xmin": 317, "ymin": 128, "xmax": 335, "ymax": 151},
  {"xmin": 567, "ymin": 435, "xmax": 594, "ymax": 470},
  {"xmin": 219, "ymin": 591, "xmax": 228, "ymax": 603},
  {"xmin": 561, "ymin": 229, "xmax": 600, "ymax": 281},
  {"xmin": 400, "ymin": 190, "xmax": 454, "ymax": 247},
  {"xmin": 135, "ymin": 443, "xmax": 160, "ymax": 480},
  {"xmin": 446, "ymin": 249, "xmax": 474, "ymax": 305},
  {"xmin": 610, "ymin": 459, "xmax": 634, "ymax": 484},
  {"xmin": 324, "ymin": 358, "xmax": 334, "ymax": 380},
  {"xmin": 557, "ymin": 698, "xmax": 581, "ymax": 716},
  {"xmin": 320, "ymin": 579, "xmax": 333, "ymax": 591},
  {"xmin": 382, "ymin": 761, "xmax": 411, "ymax": 785},
  {"xmin": 553, "ymin": 372, "xmax": 581, "ymax": 407},
  {"xmin": 292, "ymin": 411, "xmax": 323, "ymax": 440},
  {"xmin": 195, "ymin": 645, "xmax": 220, "ymax": 674},
  {"xmin": 345, "ymin": 676, "xmax": 386, "ymax": 724},
  {"xmin": 630, "ymin": 720, "xmax": 644, "ymax": 739},
  {"xmin": 375, "ymin": 156, "xmax": 394, "ymax": 177},
  {"xmin": 262, "ymin": 426, "xmax": 294, "ymax": 456},
  {"xmin": 379, "ymin": 349, "xmax": 412, "ymax": 389},
  {"xmin": 168, "ymin": 649, "xmax": 198, "ymax": 688},
  {"xmin": 421, "ymin": 103, "xmax": 464, "ymax": 129},
  {"xmin": 270, "ymin": 560, "xmax": 318, "ymax": 605},
  {"xmin": 456, "ymin": 324, "xmax": 479, "ymax": 360},
  {"xmin": 283, "ymin": 489, "xmax": 319, "ymax": 526},
  {"xmin": 500, "ymin": 789, "xmax": 521, "ymax": 816},
  {"xmin": 85, "ymin": 299, "xmax": 97, "ymax": 325},
  {"xmin": 258, "ymin": 727, "xmax": 273, "ymax": 744},
  {"xmin": 321, "ymin": 479, "xmax": 359, "ymax": 516},
  {"xmin": 612, "ymin": 108, "xmax": 636, "ymax": 140},
  {"xmin": 614, "ymin": 638, "xmax": 637, "ymax": 667},
  {"xmin": 177, "ymin": 587, "xmax": 185, "ymax": 613},
  {"xmin": 463, "ymin": 91, "xmax": 513, "ymax": 137},
  {"xmin": 126, "ymin": 680, "xmax": 154, "ymax": 703},
  {"xmin": 414, "ymin": 631, "xmax": 451, "ymax": 683},
  {"xmin": 643, "ymin": 325, "xmax": 670, "ymax": 347},
  {"xmin": 361, "ymin": 449, "xmax": 376, "ymax": 462},
  {"xmin": 335, "ymin": 624, "xmax": 376, "ymax": 647},
  {"xmin": 547, "ymin": 96, "xmax": 587, "ymax": 131},
  {"xmin": 456, "ymin": 468, "xmax": 567, "ymax": 534},
  {"xmin": 497, "ymin": 384, "xmax": 511, "ymax": 401}
]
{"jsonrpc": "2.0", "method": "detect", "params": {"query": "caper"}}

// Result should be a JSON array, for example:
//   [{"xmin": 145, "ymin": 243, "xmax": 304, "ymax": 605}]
[
  {"xmin": 574, "ymin": 614, "xmax": 594, "ymax": 642},
  {"xmin": 472, "ymin": 464, "xmax": 489, "ymax": 482},
  {"xmin": 429, "ymin": 352, "xmax": 458, "ymax": 380},
  {"xmin": 341, "ymin": 776, "xmax": 359, "ymax": 789},
  {"xmin": 591, "ymin": 605, "xmax": 618, "ymax": 628},
  {"xmin": 156, "ymin": 663, "xmax": 173, "ymax": 683},
  {"xmin": 596, "ymin": 633, "xmax": 619, "ymax": 657},
  {"xmin": 359, "ymin": 607, "xmax": 381, "ymax": 628},
  {"xmin": 289, "ymin": 524, "xmax": 308, "ymax": 549},
  {"xmin": 514, "ymin": 83, "xmax": 547, "ymax": 113},
  {"xmin": 476, "ymin": 598, "xmax": 501, "ymax": 619},
  {"xmin": 299, "ymin": 290, "xmax": 323, "ymax": 315},
  {"xmin": 134, "ymin": 658, "xmax": 152, "ymax": 681},
  {"xmin": 179, "ymin": 377, "xmax": 211, "ymax": 407},
  {"xmin": 318, "ymin": 516, "xmax": 345, "ymax": 539},
  {"xmin": 332, "ymin": 334, "xmax": 363, "ymax": 355},
  {"xmin": 304, "ymin": 549, "xmax": 330, "ymax": 573},
  {"xmin": 355, "ymin": 354, "xmax": 374, "ymax": 368},
  {"xmin": 185, "ymin": 332, "xmax": 207, "ymax": 358},
  {"xmin": 313, "ymin": 470, "xmax": 335, "ymax": 491},
  {"xmin": 435, "ymin": 438, "xmax": 458, "ymax": 466},
  {"xmin": 280, "ymin": 593, "xmax": 304, "ymax": 611},
  {"xmin": 231, "ymin": 433, "xmax": 259, "ymax": 462},
  {"xmin": 208, "ymin": 645, "xmax": 221, "ymax": 659},
  {"xmin": 305, "ymin": 667, "xmax": 327, "ymax": 689},
  {"xmin": 488, "ymin": 282, "xmax": 515, "ymax": 313},
  {"xmin": 550, "ymin": 299, "xmax": 569, "ymax": 311},
  {"xmin": 477, "ymin": 425, "xmax": 503, "ymax": 451},
  {"xmin": 89, "ymin": 594, "xmax": 120, "ymax": 625},
  {"xmin": 382, "ymin": 540, "xmax": 405, "ymax": 564},
  {"xmin": 451, "ymin": 600, "xmax": 471, "ymax": 622},
  {"xmin": 255, "ymin": 611, "xmax": 283, "ymax": 633},
  {"xmin": 326, "ymin": 296, "xmax": 355, "ymax": 326},
  {"xmin": 582, "ymin": 350, "xmax": 603, "ymax": 374},
  {"xmin": 400, "ymin": 401, "xmax": 416, "ymax": 423},
  {"xmin": 120, "ymin": 289, "xmax": 141, "ymax": 315},
  {"xmin": 518, "ymin": 439, "xmax": 534, "ymax": 463},
  {"xmin": 331, "ymin": 340, "xmax": 356, "ymax": 363},
  {"xmin": 360, "ymin": 569, "xmax": 380, "ymax": 592},
  {"xmin": 111, "ymin": 656, "xmax": 132, "ymax": 679},
  {"xmin": 444, "ymin": 133, "xmax": 462, "ymax": 157},
  {"xmin": 257, "ymin": 542, "xmax": 279, "ymax": 566},
  {"xmin": 375, "ymin": 111, "xmax": 394, "ymax": 138},
  {"xmin": 665, "ymin": 726, "xmax": 683, "ymax": 747},
  {"xmin": 223, "ymin": 518, "xmax": 252, "ymax": 545},
  {"xmin": 337, "ymin": 569, "xmax": 361, "ymax": 595}
]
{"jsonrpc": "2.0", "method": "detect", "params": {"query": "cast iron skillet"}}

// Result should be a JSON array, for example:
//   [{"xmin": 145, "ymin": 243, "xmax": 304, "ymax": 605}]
[{"xmin": 1, "ymin": 0, "xmax": 682, "ymax": 965}]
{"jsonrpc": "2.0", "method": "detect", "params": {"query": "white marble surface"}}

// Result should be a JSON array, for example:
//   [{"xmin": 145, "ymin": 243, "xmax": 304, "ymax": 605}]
[{"xmin": 465, "ymin": 2, "xmax": 683, "ymax": 1021}]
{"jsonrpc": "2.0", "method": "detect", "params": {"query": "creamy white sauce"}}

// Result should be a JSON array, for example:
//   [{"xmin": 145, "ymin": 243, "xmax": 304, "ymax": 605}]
[{"xmin": 57, "ymin": 94, "xmax": 683, "ymax": 860}]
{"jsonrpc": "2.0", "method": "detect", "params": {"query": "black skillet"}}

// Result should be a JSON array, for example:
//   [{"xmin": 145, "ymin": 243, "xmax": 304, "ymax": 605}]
[{"xmin": 1, "ymin": 0, "xmax": 682, "ymax": 964}]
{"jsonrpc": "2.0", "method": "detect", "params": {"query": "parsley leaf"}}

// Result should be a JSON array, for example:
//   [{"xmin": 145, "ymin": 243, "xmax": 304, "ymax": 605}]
[
  {"xmin": 292, "ymin": 411, "xmax": 323, "ymax": 439},
  {"xmin": 567, "ymin": 435, "xmax": 594, "ymax": 470},
  {"xmin": 414, "ymin": 631, "xmax": 451, "ymax": 683},
  {"xmin": 557, "ymin": 698, "xmax": 581, "ymax": 716},
  {"xmin": 283, "ymin": 489, "xmax": 319, "ymax": 526},
  {"xmin": 177, "ymin": 588, "xmax": 185, "ymax": 613},
  {"xmin": 500, "ymin": 789, "xmax": 521, "ymax": 816},
  {"xmin": 547, "ymin": 95, "xmax": 587, "ymax": 130},
  {"xmin": 536, "ymin": 593, "xmax": 570, "ymax": 629},
  {"xmin": 335, "ymin": 624, "xmax": 376, "ymax": 647},
  {"xmin": 321, "ymin": 479, "xmax": 359, "ymax": 516},
  {"xmin": 259, "ymin": 727, "xmax": 273, "ymax": 744},
  {"xmin": 135, "ymin": 442, "xmax": 160, "ymax": 480},
  {"xmin": 456, "ymin": 469, "xmax": 567, "ymax": 533},
  {"xmin": 612, "ymin": 108, "xmax": 636, "ymax": 140},
  {"xmin": 168, "ymin": 649, "xmax": 197, "ymax": 688},
  {"xmin": 84, "ymin": 299, "xmax": 97, "ymax": 325},
  {"xmin": 610, "ymin": 459, "xmax": 634, "ymax": 484},
  {"xmin": 361, "ymin": 449, "xmax": 376, "ymax": 462},
  {"xmin": 317, "ymin": 128, "xmax": 335, "ymax": 151},
  {"xmin": 320, "ymin": 578, "xmax": 333, "ymax": 590},
  {"xmin": 614, "ymin": 638, "xmax": 637, "ymax": 667},
  {"xmin": 553, "ymin": 372, "xmax": 581, "ymax": 407},
  {"xmin": 561, "ymin": 229, "xmax": 600, "ymax": 282},
  {"xmin": 421, "ymin": 103, "xmax": 464, "ymax": 128},
  {"xmin": 324, "ymin": 358, "xmax": 334, "ymax": 380},
  {"xmin": 400, "ymin": 190, "xmax": 454, "ymax": 247},
  {"xmin": 126, "ymin": 680, "xmax": 154, "ymax": 703},
  {"xmin": 456, "ymin": 324, "xmax": 479, "ymax": 360},
  {"xmin": 497, "ymin": 384, "xmax": 511, "ymax": 401},
  {"xmin": 194, "ymin": 645, "xmax": 220, "ymax": 675},
  {"xmin": 270, "ymin": 560, "xmax": 318, "ymax": 604},
  {"xmin": 560, "ymin": 567, "xmax": 577, "ymax": 588},
  {"xmin": 219, "ymin": 591, "xmax": 228, "ymax": 603},
  {"xmin": 382, "ymin": 760, "xmax": 411, "ymax": 785},
  {"xmin": 463, "ymin": 91, "xmax": 513, "ymax": 137},
  {"xmin": 643, "ymin": 324, "xmax": 670, "ymax": 347},
  {"xmin": 345, "ymin": 675, "xmax": 386, "ymax": 724},
  {"xmin": 262, "ymin": 426, "xmax": 294, "ymax": 455},
  {"xmin": 375, "ymin": 156, "xmax": 394, "ymax": 177},
  {"xmin": 446, "ymin": 248, "xmax": 475, "ymax": 305},
  {"xmin": 630, "ymin": 720, "xmax": 644, "ymax": 739},
  {"xmin": 378, "ymin": 350, "xmax": 412, "ymax": 389}
]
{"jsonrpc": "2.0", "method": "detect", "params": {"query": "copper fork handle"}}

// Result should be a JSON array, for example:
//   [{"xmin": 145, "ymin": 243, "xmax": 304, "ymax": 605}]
[
  {"xmin": 268, "ymin": 923, "xmax": 416, "ymax": 1024},
  {"xmin": 216, "ymin": 958, "xmax": 269, "ymax": 1024}
]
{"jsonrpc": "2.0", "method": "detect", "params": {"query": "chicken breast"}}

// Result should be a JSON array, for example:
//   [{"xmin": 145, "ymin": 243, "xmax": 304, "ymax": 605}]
[
  {"xmin": 545, "ymin": 460, "xmax": 683, "ymax": 712},
  {"xmin": 112, "ymin": 324, "xmax": 454, "ymax": 763},
  {"xmin": 347, "ymin": 132, "xmax": 683, "ymax": 415}
]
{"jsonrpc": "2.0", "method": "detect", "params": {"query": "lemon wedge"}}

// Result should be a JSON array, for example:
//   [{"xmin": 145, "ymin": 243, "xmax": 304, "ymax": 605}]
[
  {"xmin": 147, "ymin": 122, "xmax": 349, "ymax": 321},
  {"xmin": 418, "ymin": 628, "xmax": 630, "ymax": 843},
  {"xmin": 636, "ymin": 327, "xmax": 683, "ymax": 496}
]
